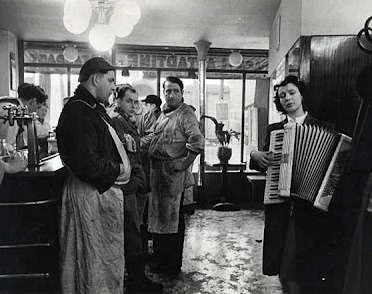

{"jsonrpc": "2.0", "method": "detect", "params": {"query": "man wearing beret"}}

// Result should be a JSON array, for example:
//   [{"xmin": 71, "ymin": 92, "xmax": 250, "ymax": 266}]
[{"xmin": 57, "ymin": 57, "xmax": 131, "ymax": 293}]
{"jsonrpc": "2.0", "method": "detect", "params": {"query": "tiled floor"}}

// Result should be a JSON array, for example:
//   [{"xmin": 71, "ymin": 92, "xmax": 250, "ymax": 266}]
[
  {"xmin": 147, "ymin": 209, "xmax": 282, "ymax": 294},
  {"xmin": 1, "ymin": 208, "xmax": 282, "ymax": 294}
]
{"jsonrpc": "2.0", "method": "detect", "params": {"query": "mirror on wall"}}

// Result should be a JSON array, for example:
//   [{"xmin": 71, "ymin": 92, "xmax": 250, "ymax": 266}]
[{"xmin": 288, "ymin": 39, "xmax": 300, "ymax": 77}]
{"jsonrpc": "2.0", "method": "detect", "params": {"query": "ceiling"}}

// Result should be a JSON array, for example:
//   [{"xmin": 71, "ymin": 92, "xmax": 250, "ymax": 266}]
[{"xmin": 0, "ymin": 0, "xmax": 281, "ymax": 50}]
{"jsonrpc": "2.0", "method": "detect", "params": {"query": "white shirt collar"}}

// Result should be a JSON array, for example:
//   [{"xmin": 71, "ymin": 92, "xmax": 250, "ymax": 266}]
[
  {"xmin": 287, "ymin": 111, "xmax": 307, "ymax": 125},
  {"xmin": 287, "ymin": 111, "xmax": 308, "ymax": 125}
]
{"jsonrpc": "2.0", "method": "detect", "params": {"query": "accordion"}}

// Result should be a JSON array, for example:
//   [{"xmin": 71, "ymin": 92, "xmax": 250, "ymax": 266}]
[{"xmin": 264, "ymin": 123, "xmax": 352, "ymax": 211}]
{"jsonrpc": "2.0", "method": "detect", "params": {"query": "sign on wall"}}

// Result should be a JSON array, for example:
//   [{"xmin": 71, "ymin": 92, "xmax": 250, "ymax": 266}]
[
  {"xmin": 115, "ymin": 52, "xmax": 268, "ymax": 71},
  {"xmin": 23, "ymin": 42, "xmax": 268, "ymax": 72}
]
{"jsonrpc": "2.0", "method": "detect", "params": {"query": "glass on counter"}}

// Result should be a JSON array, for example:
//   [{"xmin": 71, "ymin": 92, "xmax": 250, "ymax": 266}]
[{"xmin": 47, "ymin": 129, "xmax": 58, "ymax": 154}]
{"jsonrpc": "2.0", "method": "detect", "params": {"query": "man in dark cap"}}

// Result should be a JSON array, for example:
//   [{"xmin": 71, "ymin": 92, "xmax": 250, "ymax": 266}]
[
  {"xmin": 57, "ymin": 57, "xmax": 131, "ymax": 293},
  {"xmin": 142, "ymin": 94, "xmax": 162, "ymax": 119}
]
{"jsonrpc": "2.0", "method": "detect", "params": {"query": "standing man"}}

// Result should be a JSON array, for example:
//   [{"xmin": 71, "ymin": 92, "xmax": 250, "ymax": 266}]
[
  {"xmin": 35, "ymin": 102, "xmax": 52, "ymax": 157},
  {"xmin": 148, "ymin": 76, "xmax": 205, "ymax": 277},
  {"xmin": 142, "ymin": 94, "xmax": 162, "ymax": 119},
  {"xmin": 132, "ymin": 91, "xmax": 157, "ymax": 248},
  {"xmin": 35, "ymin": 102, "xmax": 51, "ymax": 138},
  {"xmin": 110, "ymin": 84, "xmax": 163, "ymax": 293},
  {"xmin": 56, "ymin": 57, "xmax": 131, "ymax": 293}
]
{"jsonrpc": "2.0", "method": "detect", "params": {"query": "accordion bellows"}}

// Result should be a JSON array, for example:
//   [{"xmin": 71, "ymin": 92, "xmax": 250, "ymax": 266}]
[{"xmin": 264, "ymin": 124, "xmax": 352, "ymax": 211}]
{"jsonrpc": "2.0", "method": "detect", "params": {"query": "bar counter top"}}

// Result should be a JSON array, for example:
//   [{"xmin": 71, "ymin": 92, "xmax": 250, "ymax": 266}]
[
  {"xmin": 4, "ymin": 153, "xmax": 66, "ymax": 178},
  {"xmin": 0, "ymin": 153, "xmax": 67, "ymax": 202}
]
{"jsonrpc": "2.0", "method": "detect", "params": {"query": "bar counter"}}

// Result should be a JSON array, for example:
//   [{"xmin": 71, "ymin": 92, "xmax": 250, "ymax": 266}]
[{"xmin": 0, "ymin": 154, "xmax": 67, "ymax": 289}]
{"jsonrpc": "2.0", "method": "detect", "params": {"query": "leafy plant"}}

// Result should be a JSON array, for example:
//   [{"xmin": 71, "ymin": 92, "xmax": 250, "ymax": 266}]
[{"xmin": 201, "ymin": 115, "xmax": 240, "ymax": 146}]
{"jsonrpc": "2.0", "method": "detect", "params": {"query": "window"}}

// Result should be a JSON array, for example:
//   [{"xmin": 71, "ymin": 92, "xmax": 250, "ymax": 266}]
[
  {"xmin": 24, "ymin": 67, "xmax": 68, "ymax": 128},
  {"xmin": 269, "ymin": 57, "xmax": 286, "ymax": 124},
  {"xmin": 244, "ymin": 79, "xmax": 257, "ymax": 169},
  {"xmin": 203, "ymin": 74, "xmax": 243, "ymax": 165},
  {"xmin": 116, "ymin": 69, "xmax": 158, "ymax": 99},
  {"xmin": 22, "ymin": 41, "xmax": 269, "ymax": 176},
  {"xmin": 160, "ymin": 71, "xmax": 198, "ymax": 106}
]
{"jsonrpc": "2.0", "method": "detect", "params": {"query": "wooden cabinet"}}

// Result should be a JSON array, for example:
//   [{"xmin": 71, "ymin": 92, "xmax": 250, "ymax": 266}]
[
  {"xmin": 0, "ymin": 155, "xmax": 66, "ymax": 290},
  {"xmin": 275, "ymin": 35, "xmax": 372, "ymax": 137}
]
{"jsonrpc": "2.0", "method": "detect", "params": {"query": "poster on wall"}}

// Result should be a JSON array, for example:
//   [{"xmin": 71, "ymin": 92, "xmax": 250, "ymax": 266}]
[{"xmin": 10, "ymin": 52, "xmax": 16, "ymax": 91}]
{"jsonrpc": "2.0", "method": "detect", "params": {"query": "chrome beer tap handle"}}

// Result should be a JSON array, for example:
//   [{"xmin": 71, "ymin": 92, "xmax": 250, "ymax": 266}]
[{"xmin": 1, "ymin": 105, "xmax": 18, "ymax": 126}]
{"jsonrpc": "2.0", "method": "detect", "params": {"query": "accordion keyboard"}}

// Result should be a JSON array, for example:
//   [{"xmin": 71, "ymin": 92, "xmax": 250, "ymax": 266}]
[{"xmin": 263, "ymin": 129, "xmax": 286, "ymax": 204}]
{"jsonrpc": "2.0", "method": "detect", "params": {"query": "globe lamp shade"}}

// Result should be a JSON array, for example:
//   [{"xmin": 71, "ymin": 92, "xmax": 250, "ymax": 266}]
[
  {"xmin": 228, "ymin": 52, "xmax": 243, "ymax": 67},
  {"xmin": 63, "ymin": 13, "xmax": 90, "ymax": 34},
  {"xmin": 63, "ymin": 46, "xmax": 79, "ymax": 63},
  {"xmin": 109, "ymin": 13, "xmax": 134, "ymax": 38},
  {"xmin": 89, "ymin": 24, "xmax": 116, "ymax": 51},
  {"xmin": 115, "ymin": 0, "xmax": 141, "ymax": 24},
  {"xmin": 63, "ymin": 0, "xmax": 91, "ymax": 34}
]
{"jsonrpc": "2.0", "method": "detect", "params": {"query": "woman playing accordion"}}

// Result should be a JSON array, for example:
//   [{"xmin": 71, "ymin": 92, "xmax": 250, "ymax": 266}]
[{"xmin": 250, "ymin": 75, "xmax": 337, "ymax": 294}]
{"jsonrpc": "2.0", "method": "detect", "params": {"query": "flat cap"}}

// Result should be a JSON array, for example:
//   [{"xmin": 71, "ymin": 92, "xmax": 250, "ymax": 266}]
[{"xmin": 141, "ymin": 94, "xmax": 162, "ymax": 107}]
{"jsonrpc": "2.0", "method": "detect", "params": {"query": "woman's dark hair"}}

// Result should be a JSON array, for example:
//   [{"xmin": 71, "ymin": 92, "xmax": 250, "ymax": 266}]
[
  {"xmin": 163, "ymin": 76, "xmax": 184, "ymax": 91},
  {"xmin": 115, "ymin": 83, "xmax": 137, "ymax": 100},
  {"xmin": 273, "ymin": 75, "xmax": 308, "ymax": 114}
]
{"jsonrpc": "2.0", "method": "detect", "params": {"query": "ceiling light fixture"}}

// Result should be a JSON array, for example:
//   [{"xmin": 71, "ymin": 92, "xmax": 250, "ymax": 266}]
[
  {"xmin": 63, "ymin": 45, "xmax": 79, "ymax": 62},
  {"xmin": 63, "ymin": 0, "xmax": 141, "ymax": 52},
  {"xmin": 228, "ymin": 51, "xmax": 243, "ymax": 67}
]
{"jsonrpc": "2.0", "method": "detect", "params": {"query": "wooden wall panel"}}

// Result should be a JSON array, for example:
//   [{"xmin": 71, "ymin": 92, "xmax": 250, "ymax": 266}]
[
  {"xmin": 301, "ymin": 36, "xmax": 372, "ymax": 292},
  {"xmin": 305, "ymin": 35, "xmax": 372, "ymax": 136}
]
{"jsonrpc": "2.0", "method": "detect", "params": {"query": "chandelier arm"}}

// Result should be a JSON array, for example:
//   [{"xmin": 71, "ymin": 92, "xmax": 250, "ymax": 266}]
[
  {"xmin": 357, "ymin": 28, "xmax": 372, "ymax": 54},
  {"xmin": 364, "ymin": 16, "xmax": 372, "ymax": 43}
]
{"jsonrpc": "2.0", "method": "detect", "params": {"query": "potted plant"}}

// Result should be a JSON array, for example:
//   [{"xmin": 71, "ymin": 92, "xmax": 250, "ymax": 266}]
[{"xmin": 201, "ymin": 115, "xmax": 240, "ymax": 164}]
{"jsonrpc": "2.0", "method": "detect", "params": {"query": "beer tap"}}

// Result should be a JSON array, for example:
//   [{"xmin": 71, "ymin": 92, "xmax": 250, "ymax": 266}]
[{"xmin": 1, "ymin": 104, "xmax": 40, "ymax": 167}]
